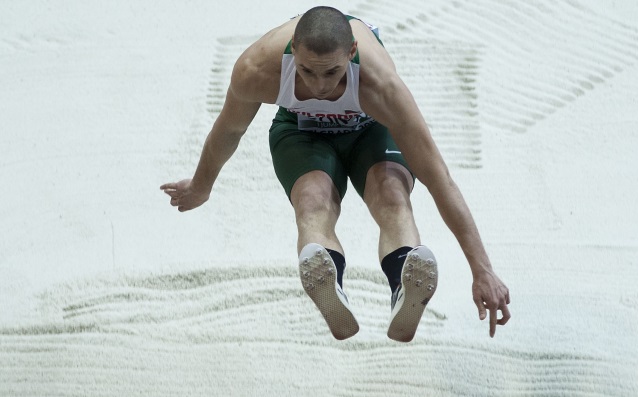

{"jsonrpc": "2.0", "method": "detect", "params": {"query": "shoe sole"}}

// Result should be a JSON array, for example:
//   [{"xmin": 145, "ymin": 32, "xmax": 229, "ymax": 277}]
[
  {"xmin": 387, "ymin": 245, "xmax": 438, "ymax": 342},
  {"xmin": 299, "ymin": 244, "xmax": 359, "ymax": 340}
]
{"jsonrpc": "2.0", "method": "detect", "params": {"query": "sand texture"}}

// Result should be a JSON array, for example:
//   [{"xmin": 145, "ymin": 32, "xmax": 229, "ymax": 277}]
[{"xmin": 1, "ymin": 1, "xmax": 637, "ymax": 395}]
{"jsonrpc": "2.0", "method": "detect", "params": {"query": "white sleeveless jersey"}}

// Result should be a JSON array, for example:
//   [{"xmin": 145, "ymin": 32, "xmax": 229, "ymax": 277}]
[{"xmin": 274, "ymin": 18, "xmax": 380, "ymax": 134}]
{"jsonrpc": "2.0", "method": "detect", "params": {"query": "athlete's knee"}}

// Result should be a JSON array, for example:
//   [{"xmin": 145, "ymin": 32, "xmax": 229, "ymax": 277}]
[
  {"xmin": 291, "ymin": 172, "xmax": 341, "ymax": 219},
  {"xmin": 364, "ymin": 174, "xmax": 414, "ymax": 222},
  {"xmin": 370, "ymin": 185, "xmax": 412, "ymax": 215},
  {"xmin": 295, "ymin": 192, "xmax": 338, "ymax": 219}
]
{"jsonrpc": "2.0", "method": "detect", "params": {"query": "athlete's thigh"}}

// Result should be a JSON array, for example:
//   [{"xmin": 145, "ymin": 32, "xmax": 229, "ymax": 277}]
[
  {"xmin": 345, "ymin": 122, "xmax": 414, "ymax": 198},
  {"xmin": 269, "ymin": 122, "xmax": 349, "ymax": 200}
]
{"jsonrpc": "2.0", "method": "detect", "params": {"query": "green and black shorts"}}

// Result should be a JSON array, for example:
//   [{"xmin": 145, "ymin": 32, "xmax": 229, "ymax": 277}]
[{"xmin": 269, "ymin": 107, "xmax": 414, "ymax": 200}]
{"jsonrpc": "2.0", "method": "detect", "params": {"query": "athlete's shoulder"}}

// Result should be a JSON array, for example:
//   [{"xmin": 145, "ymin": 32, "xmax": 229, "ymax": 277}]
[
  {"xmin": 351, "ymin": 20, "xmax": 396, "ymax": 73},
  {"xmin": 356, "ymin": 32, "xmax": 398, "ymax": 94},
  {"xmin": 353, "ymin": 22, "xmax": 411, "ymax": 117},
  {"xmin": 231, "ymin": 18, "xmax": 298, "ymax": 103}
]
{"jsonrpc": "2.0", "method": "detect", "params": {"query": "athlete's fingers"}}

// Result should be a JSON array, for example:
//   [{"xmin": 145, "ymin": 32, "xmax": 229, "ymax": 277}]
[
  {"xmin": 496, "ymin": 307, "xmax": 511, "ymax": 325},
  {"xmin": 497, "ymin": 305, "xmax": 511, "ymax": 326},
  {"xmin": 165, "ymin": 190, "xmax": 181, "ymax": 198},
  {"xmin": 161, "ymin": 183, "xmax": 184, "ymax": 199},
  {"xmin": 474, "ymin": 296, "xmax": 487, "ymax": 321},
  {"xmin": 489, "ymin": 306, "xmax": 498, "ymax": 338}
]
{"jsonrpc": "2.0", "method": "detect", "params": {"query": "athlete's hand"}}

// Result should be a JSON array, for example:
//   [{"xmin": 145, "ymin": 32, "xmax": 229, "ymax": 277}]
[
  {"xmin": 160, "ymin": 179, "xmax": 210, "ymax": 212},
  {"xmin": 472, "ymin": 270, "xmax": 511, "ymax": 338}
]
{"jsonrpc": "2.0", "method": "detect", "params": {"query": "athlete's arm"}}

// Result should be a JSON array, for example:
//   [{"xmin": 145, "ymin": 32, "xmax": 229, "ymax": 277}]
[
  {"xmin": 161, "ymin": 21, "xmax": 290, "ymax": 211},
  {"xmin": 160, "ymin": 55, "xmax": 262, "ymax": 212},
  {"xmin": 193, "ymin": 87, "xmax": 262, "ymax": 191},
  {"xmin": 359, "ymin": 40, "xmax": 510, "ymax": 337}
]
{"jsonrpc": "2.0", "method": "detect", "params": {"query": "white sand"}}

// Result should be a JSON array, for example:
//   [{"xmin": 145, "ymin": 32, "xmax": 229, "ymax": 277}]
[{"xmin": 1, "ymin": 1, "xmax": 637, "ymax": 395}]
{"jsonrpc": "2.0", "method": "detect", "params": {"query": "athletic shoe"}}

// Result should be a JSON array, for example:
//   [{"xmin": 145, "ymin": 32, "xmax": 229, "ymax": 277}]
[
  {"xmin": 387, "ymin": 245, "xmax": 438, "ymax": 342},
  {"xmin": 299, "ymin": 243, "xmax": 359, "ymax": 340}
]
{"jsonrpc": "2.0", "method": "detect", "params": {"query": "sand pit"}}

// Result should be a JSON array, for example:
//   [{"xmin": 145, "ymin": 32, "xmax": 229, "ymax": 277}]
[{"xmin": 1, "ymin": 1, "xmax": 637, "ymax": 395}]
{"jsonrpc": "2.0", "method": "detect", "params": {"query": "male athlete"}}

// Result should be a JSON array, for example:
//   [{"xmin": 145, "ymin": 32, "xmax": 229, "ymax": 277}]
[{"xmin": 161, "ymin": 6, "xmax": 511, "ymax": 342}]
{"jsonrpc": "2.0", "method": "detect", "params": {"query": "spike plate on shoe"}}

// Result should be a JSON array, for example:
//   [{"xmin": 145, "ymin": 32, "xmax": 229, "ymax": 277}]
[
  {"xmin": 387, "ymin": 245, "xmax": 438, "ymax": 342},
  {"xmin": 299, "ymin": 243, "xmax": 359, "ymax": 340}
]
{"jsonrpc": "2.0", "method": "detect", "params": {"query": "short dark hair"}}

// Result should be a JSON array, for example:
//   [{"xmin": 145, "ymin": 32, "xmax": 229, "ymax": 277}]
[{"xmin": 293, "ymin": 6, "xmax": 353, "ymax": 55}]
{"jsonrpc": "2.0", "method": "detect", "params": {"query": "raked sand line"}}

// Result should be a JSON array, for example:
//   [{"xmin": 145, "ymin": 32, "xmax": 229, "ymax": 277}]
[
  {"xmin": 0, "ymin": 266, "xmax": 445, "ymax": 344},
  {"xmin": 2, "ymin": 335, "xmax": 636, "ymax": 395},
  {"xmin": 351, "ymin": 0, "xmax": 638, "ymax": 133},
  {"xmin": 386, "ymin": 39, "xmax": 482, "ymax": 169},
  {"xmin": 0, "ymin": 340, "xmax": 628, "ymax": 396},
  {"xmin": 2, "ymin": 267, "xmax": 637, "ymax": 396}
]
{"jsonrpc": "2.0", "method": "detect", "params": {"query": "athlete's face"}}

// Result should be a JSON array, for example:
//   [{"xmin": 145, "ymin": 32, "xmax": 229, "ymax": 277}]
[{"xmin": 292, "ymin": 41, "xmax": 357, "ymax": 99}]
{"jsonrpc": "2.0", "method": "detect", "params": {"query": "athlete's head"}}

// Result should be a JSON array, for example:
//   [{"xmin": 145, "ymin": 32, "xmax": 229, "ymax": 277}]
[
  {"xmin": 292, "ymin": 6, "xmax": 357, "ymax": 99},
  {"xmin": 293, "ymin": 6, "xmax": 353, "ymax": 55}
]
